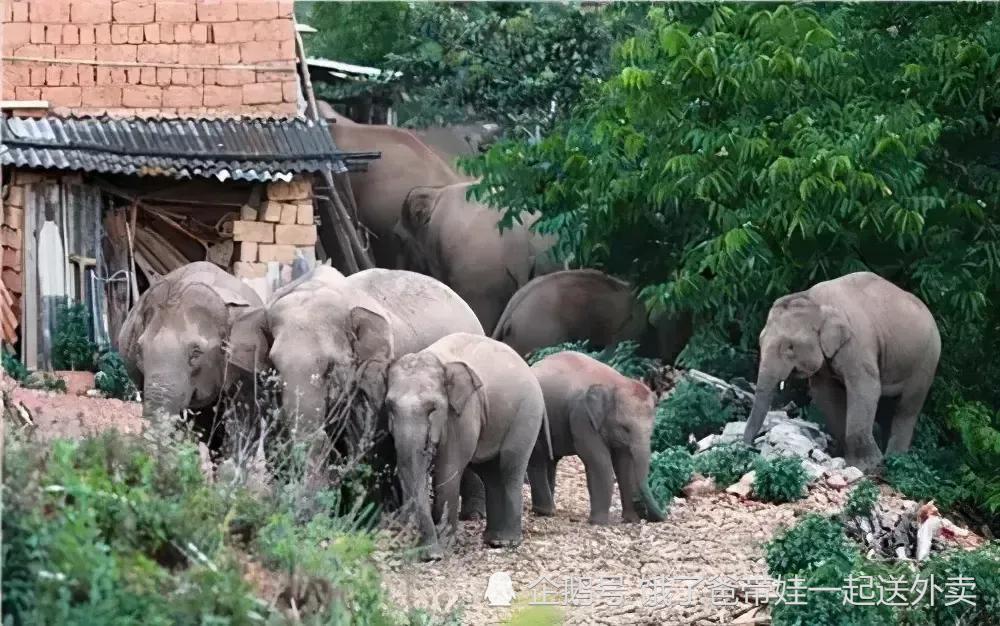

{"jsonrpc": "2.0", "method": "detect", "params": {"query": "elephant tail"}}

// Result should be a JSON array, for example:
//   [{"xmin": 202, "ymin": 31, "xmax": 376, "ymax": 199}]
[{"xmin": 541, "ymin": 407, "xmax": 553, "ymax": 462}]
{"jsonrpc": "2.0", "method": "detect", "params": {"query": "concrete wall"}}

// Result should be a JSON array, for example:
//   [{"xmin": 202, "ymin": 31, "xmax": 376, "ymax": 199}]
[{"xmin": 1, "ymin": 0, "xmax": 300, "ymax": 117}]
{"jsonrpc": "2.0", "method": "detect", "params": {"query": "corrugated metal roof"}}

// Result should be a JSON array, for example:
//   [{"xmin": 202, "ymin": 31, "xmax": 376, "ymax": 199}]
[{"xmin": 0, "ymin": 115, "xmax": 380, "ymax": 182}]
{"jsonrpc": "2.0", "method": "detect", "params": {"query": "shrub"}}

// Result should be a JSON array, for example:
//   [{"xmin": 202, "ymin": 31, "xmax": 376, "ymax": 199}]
[
  {"xmin": 646, "ymin": 446, "xmax": 693, "ymax": 506},
  {"xmin": 95, "ymin": 350, "xmax": 137, "ymax": 401},
  {"xmin": 651, "ymin": 379, "xmax": 732, "ymax": 452},
  {"xmin": 21, "ymin": 371, "xmax": 67, "ymax": 393},
  {"xmin": 51, "ymin": 302, "xmax": 96, "ymax": 371},
  {"xmin": 527, "ymin": 340, "xmax": 659, "ymax": 380},
  {"xmin": 843, "ymin": 479, "xmax": 880, "ymax": 519},
  {"xmin": 765, "ymin": 514, "xmax": 859, "ymax": 579},
  {"xmin": 676, "ymin": 329, "xmax": 758, "ymax": 383},
  {"xmin": 2, "ymin": 348, "xmax": 28, "ymax": 381},
  {"xmin": 692, "ymin": 443, "xmax": 758, "ymax": 487},
  {"xmin": 753, "ymin": 456, "xmax": 809, "ymax": 504},
  {"xmin": 915, "ymin": 543, "xmax": 1000, "ymax": 625},
  {"xmin": 884, "ymin": 453, "xmax": 964, "ymax": 510}
]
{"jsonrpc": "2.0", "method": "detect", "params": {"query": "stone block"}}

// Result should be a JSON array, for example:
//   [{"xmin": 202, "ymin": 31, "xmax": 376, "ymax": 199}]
[
  {"xmin": 257, "ymin": 244, "xmax": 295, "ymax": 263},
  {"xmin": 237, "ymin": 241, "xmax": 257, "ymax": 262},
  {"xmin": 232, "ymin": 220, "xmax": 273, "ymax": 243},
  {"xmin": 279, "ymin": 202, "xmax": 297, "ymax": 225},
  {"xmin": 267, "ymin": 179, "xmax": 310, "ymax": 201},
  {"xmin": 233, "ymin": 261, "xmax": 266, "ymax": 278},
  {"xmin": 296, "ymin": 200, "xmax": 313, "ymax": 225},
  {"xmin": 274, "ymin": 224, "xmax": 316, "ymax": 246},
  {"xmin": 240, "ymin": 205, "xmax": 257, "ymax": 221},
  {"xmin": 260, "ymin": 200, "xmax": 282, "ymax": 223}
]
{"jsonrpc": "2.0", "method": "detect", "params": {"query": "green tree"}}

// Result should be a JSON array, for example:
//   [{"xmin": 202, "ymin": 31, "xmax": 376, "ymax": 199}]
[{"xmin": 300, "ymin": 1, "xmax": 411, "ymax": 68}]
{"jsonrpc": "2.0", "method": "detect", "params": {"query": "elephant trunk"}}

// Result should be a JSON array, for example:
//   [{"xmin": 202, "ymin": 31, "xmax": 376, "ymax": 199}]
[
  {"xmin": 633, "ymin": 447, "xmax": 666, "ymax": 522},
  {"xmin": 743, "ymin": 359, "xmax": 792, "ymax": 445},
  {"xmin": 142, "ymin": 376, "xmax": 190, "ymax": 426},
  {"xmin": 282, "ymin": 374, "xmax": 329, "ymax": 440},
  {"xmin": 396, "ymin": 446, "xmax": 441, "ymax": 560}
]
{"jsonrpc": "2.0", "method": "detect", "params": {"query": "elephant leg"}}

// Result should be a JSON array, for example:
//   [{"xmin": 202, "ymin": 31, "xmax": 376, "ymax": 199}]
[
  {"xmin": 576, "ymin": 443, "xmax": 615, "ymax": 525},
  {"xmin": 886, "ymin": 378, "xmax": 931, "ymax": 455},
  {"xmin": 527, "ymin": 449, "xmax": 555, "ymax": 516},
  {"xmin": 809, "ymin": 375, "xmax": 847, "ymax": 455},
  {"xmin": 479, "ymin": 456, "xmax": 526, "ymax": 548},
  {"xmin": 611, "ymin": 450, "xmax": 638, "ymax": 523},
  {"xmin": 843, "ymin": 375, "xmax": 883, "ymax": 472},
  {"xmin": 432, "ymin": 464, "xmax": 463, "ymax": 537},
  {"xmin": 459, "ymin": 468, "xmax": 486, "ymax": 521}
]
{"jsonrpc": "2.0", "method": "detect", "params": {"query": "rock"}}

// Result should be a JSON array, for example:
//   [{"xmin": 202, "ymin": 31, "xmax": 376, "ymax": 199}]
[
  {"xmin": 695, "ymin": 434, "xmax": 719, "ymax": 452},
  {"xmin": 916, "ymin": 516, "xmax": 943, "ymax": 561},
  {"xmin": 682, "ymin": 474, "xmax": 719, "ymax": 497},
  {"xmin": 802, "ymin": 459, "xmax": 828, "ymax": 481},
  {"xmin": 826, "ymin": 473, "xmax": 848, "ymax": 489},
  {"xmin": 841, "ymin": 466, "xmax": 865, "ymax": 484},
  {"xmin": 827, "ymin": 457, "xmax": 846, "ymax": 470},
  {"xmin": 718, "ymin": 421, "xmax": 749, "ymax": 445},
  {"xmin": 809, "ymin": 447, "xmax": 832, "ymax": 463},
  {"xmin": 726, "ymin": 471, "xmax": 756, "ymax": 498}
]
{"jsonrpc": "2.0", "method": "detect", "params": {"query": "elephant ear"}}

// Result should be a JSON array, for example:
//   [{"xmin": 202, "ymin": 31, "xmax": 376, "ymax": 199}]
[
  {"xmin": 579, "ymin": 384, "xmax": 616, "ymax": 434},
  {"xmin": 227, "ymin": 306, "xmax": 271, "ymax": 373},
  {"xmin": 819, "ymin": 305, "xmax": 852, "ymax": 359},
  {"xmin": 444, "ymin": 361, "xmax": 487, "ymax": 426},
  {"xmin": 401, "ymin": 186, "xmax": 438, "ymax": 232},
  {"xmin": 215, "ymin": 285, "xmax": 252, "ymax": 308},
  {"xmin": 349, "ymin": 306, "xmax": 393, "ymax": 362}
]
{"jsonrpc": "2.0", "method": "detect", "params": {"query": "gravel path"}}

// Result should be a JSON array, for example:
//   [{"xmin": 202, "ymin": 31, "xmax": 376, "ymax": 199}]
[{"xmin": 375, "ymin": 457, "xmax": 854, "ymax": 625}]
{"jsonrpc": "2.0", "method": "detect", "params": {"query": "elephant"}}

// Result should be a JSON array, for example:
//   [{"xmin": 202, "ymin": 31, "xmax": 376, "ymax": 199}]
[
  {"xmin": 394, "ymin": 182, "xmax": 559, "ymax": 333},
  {"xmin": 118, "ymin": 261, "xmax": 263, "ymax": 441},
  {"xmin": 743, "ymin": 272, "xmax": 941, "ymax": 472},
  {"xmin": 527, "ymin": 351, "xmax": 665, "ymax": 525},
  {"xmin": 386, "ymin": 332, "xmax": 546, "ymax": 559},
  {"xmin": 324, "ymin": 107, "xmax": 470, "ymax": 267},
  {"xmin": 492, "ymin": 269, "xmax": 693, "ymax": 364},
  {"xmin": 229, "ymin": 267, "xmax": 486, "ymax": 507}
]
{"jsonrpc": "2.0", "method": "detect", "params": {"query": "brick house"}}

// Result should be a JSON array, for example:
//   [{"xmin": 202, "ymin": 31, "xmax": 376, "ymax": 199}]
[{"xmin": 0, "ymin": 0, "xmax": 375, "ymax": 368}]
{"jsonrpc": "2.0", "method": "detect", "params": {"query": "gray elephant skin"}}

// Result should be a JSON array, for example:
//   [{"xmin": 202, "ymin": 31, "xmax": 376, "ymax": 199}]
[
  {"xmin": 744, "ymin": 272, "xmax": 941, "ymax": 472},
  {"xmin": 394, "ymin": 182, "xmax": 559, "ymax": 333},
  {"xmin": 387, "ymin": 333, "xmax": 546, "ymax": 559},
  {"xmin": 118, "ymin": 261, "xmax": 264, "ymax": 440},
  {"xmin": 528, "ymin": 351, "xmax": 665, "ymax": 525},
  {"xmin": 492, "ymin": 269, "xmax": 693, "ymax": 364}
]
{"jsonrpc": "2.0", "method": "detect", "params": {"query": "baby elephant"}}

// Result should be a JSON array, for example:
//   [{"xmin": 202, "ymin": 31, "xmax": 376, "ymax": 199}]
[
  {"xmin": 387, "ymin": 332, "xmax": 545, "ymax": 560},
  {"xmin": 528, "ymin": 351, "xmax": 665, "ymax": 525}
]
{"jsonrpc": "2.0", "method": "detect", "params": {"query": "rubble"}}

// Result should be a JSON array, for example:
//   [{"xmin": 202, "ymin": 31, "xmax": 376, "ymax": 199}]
[
  {"xmin": 726, "ymin": 471, "xmax": 756, "ymax": 498},
  {"xmin": 682, "ymin": 474, "xmax": 719, "ymax": 498}
]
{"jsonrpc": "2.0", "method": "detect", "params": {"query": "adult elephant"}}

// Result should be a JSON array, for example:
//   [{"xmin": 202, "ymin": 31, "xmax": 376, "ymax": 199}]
[
  {"xmin": 325, "ymin": 108, "xmax": 470, "ymax": 267},
  {"xmin": 118, "ymin": 262, "xmax": 263, "ymax": 440},
  {"xmin": 394, "ymin": 182, "xmax": 559, "ymax": 333},
  {"xmin": 492, "ymin": 269, "xmax": 693, "ymax": 364},
  {"xmin": 229, "ymin": 266, "xmax": 486, "ymax": 508},
  {"xmin": 743, "ymin": 272, "xmax": 940, "ymax": 472}
]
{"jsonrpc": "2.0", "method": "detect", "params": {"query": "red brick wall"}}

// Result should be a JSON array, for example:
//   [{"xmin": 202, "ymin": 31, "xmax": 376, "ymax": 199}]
[{"xmin": 1, "ymin": 0, "xmax": 300, "ymax": 117}]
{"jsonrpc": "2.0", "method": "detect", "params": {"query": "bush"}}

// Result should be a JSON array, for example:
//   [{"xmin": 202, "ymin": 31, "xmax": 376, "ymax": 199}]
[
  {"xmin": 21, "ymin": 371, "xmax": 67, "ymax": 393},
  {"xmin": 915, "ymin": 544, "xmax": 1000, "ymax": 625},
  {"xmin": 646, "ymin": 446, "xmax": 693, "ymax": 507},
  {"xmin": 676, "ymin": 329, "xmax": 758, "ymax": 383},
  {"xmin": 2, "ymin": 348, "xmax": 28, "ymax": 381},
  {"xmin": 884, "ymin": 453, "xmax": 964, "ymax": 510},
  {"xmin": 51, "ymin": 302, "xmax": 96, "ymax": 371},
  {"xmin": 765, "ymin": 514, "xmax": 859, "ymax": 579},
  {"xmin": 95, "ymin": 350, "xmax": 137, "ymax": 401},
  {"xmin": 526, "ymin": 340, "xmax": 659, "ymax": 380},
  {"xmin": 692, "ymin": 443, "xmax": 757, "ymax": 487},
  {"xmin": 651, "ymin": 379, "xmax": 733, "ymax": 452},
  {"xmin": 843, "ymin": 479, "xmax": 880, "ymax": 519},
  {"xmin": 753, "ymin": 456, "xmax": 809, "ymax": 504}
]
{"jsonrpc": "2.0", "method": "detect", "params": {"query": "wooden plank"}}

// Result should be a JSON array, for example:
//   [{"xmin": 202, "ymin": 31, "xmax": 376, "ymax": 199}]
[{"xmin": 22, "ymin": 184, "xmax": 38, "ymax": 369}]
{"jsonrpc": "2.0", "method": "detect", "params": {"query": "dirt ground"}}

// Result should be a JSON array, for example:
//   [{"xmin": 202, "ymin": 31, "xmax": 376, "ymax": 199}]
[{"xmin": 10, "ymin": 386, "xmax": 144, "ymax": 441}]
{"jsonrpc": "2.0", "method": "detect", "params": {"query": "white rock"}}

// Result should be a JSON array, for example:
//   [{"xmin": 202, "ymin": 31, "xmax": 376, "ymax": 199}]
[
  {"xmin": 827, "ymin": 457, "xmax": 846, "ymax": 470},
  {"xmin": 841, "ymin": 466, "xmax": 865, "ymax": 484},
  {"xmin": 916, "ymin": 517, "xmax": 943, "ymax": 561},
  {"xmin": 695, "ymin": 434, "xmax": 719, "ymax": 452},
  {"xmin": 726, "ymin": 471, "xmax": 756, "ymax": 498},
  {"xmin": 802, "ymin": 459, "xmax": 828, "ymax": 481},
  {"xmin": 718, "ymin": 421, "xmax": 749, "ymax": 445}
]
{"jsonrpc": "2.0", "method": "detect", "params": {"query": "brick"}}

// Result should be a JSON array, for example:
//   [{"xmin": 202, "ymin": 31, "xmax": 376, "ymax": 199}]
[
  {"xmin": 1, "ymin": 84, "xmax": 13, "ymax": 101},
  {"xmin": 143, "ymin": 23, "xmax": 160, "ymax": 43},
  {"xmin": 97, "ymin": 43, "xmax": 136, "ymax": 62},
  {"xmin": 242, "ymin": 81, "xmax": 281, "ymax": 105},
  {"xmin": 5, "ymin": 207, "xmax": 24, "ymax": 230},
  {"xmin": 155, "ymin": 1, "xmax": 195, "ymax": 22},
  {"xmin": 28, "ymin": 24, "xmax": 45, "ymax": 44},
  {"xmin": 173, "ymin": 23, "xmax": 191, "ymax": 43},
  {"xmin": 159, "ymin": 23, "xmax": 174, "ymax": 42},
  {"xmin": 45, "ymin": 25, "xmax": 61, "ymax": 45},
  {"xmin": 30, "ymin": 1, "xmax": 70, "ymax": 22},
  {"xmin": 29, "ymin": 67, "xmax": 45, "ymax": 86},
  {"xmin": 71, "ymin": 1, "xmax": 112, "ymax": 23},
  {"xmin": 62, "ymin": 25, "xmax": 80, "ymax": 45},
  {"xmin": 215, "ymin": 69, "xmax": 254, "ymax": 86},
  {"xmin": 296, "ymin": 201, "xmax": 313, "ymax": 225},
  {"xmin": 218, "ymin": 43, "xmax": 240, "ymax": 64},
  {"xmin": 278, "ymin": 0, "xmax": 293, "ymax": 18},
  {"xmin": 56, "ymin": 44, "xmax": 96, "ymax": 60},
  {"xmin": 253, "ymin": 69, "xmax": 288, "ymax": 83},
  {"xmin": 232, "ymin": 220, "xmax": 273, "ymax": 243},
  {"xmin": 191, "ymin": 23, "xmax": 208, "ymax": 43},
  {"xmin": 240, "ymin": 41, "xmax": 282, "ymax": 64},
  {"xmin": 4, "ymin": 247, "xmax": 22, "ymax": 271},
  {"xmin": 138, "ymin": 44, "xmax": 177, "ymax": 64},
  {"xmin": 126, "ymin": 68, "xmax": 140, "ymax": 86},
  {"xmin": 274, "ymin": 225, "xmax": 317, "ymax": 246},
  {"xmin": 139, "ymin": 66, "xmax": 156, "ymax": 85},
  {"xmin": 45, "ymin": 66, "xmax": 61, "ymax": 86},
  {"xmin": 127, "ymin": 25, "xmax": 144, "ymax": 44},
  {"xmin": 238, "ymin": 1, "xmax": 278, "ymax": 20},
  {"xmin": 3, "ymin": 22, "xmax": 31, "ymax": 48},
  {"xmin": 122, "ymin": 85, "xmax": 161, "ymax": 108},
  {"xmin": 3, "ymin": 66, "xmax": 29, "ymax": 88},
  {"xmin": 197, "ymin": 1, "xmax": 237, "ymax": 22},
  {"xmin": 111, "ymin": 25, "xmax": 129, "ymax": 44},
  {"xmin": 2, "ymin": 269, "xmax": 22, "ymax": 295},
  {"xmin": 156, "ymin": 67, "xmax": 172, "ymax": 85},
  {"xmin": 78, "ymin": 67, "xmax": 96, "ymax": 86},
  {"xmin": 60, "ymin": 67, "xmax": 80, "ymax": 86},
  {"xmin": 267, "ymin": 179, "xmax": 310, "ymax": 201},
  {"xmin": 212, "ymin": 21, "xmax": 253, "ymax": 44},
  {"xmin": 282, "ymin": 80, "xmax": 298, "ymax": 103},
  {"xmin": 113, "ymin": 1, "xmax": 155, "ymax": 23},
  {"xmin": 203, "ymin": 85, "xmax": 240, "ymax": 107},
  {"xmin": 257, "ymin": 244, "xmax": 295, "ymax": 263},
  {"xmin": 95, "ymin": 24, "xmax": 111, "ymax": 44},
  {"xmin": 278, "ymin": 203, "xmax": 298, "ymax": 225},
  {"xmin": 79, "ymin": 26, "xmax": 95, "ymax": 45},
  {"xmin": 279, "ymin": 39, "xmax": 295, "ymax": 60},
  {"xmin": 6, "ymin": 186, "xmax": 24, "ymax": 209},
  {"xmin": 3, "ymin": 227, "xmax": 22, "ymax": 250},
  {"xmin": 177, "ymin": 43, "xmax": 218, "ymax": 65},
  {"xmin": 11, "ymin": 2, "xmax": 28, "ymax": 21},
  {"xmin": 162, "ymin": 85, "xmax": 201, "ymax": 107},
  {"xmin": 254, "ymin": 18, "xmax": 292, "ymax": 42},
  {"xmin": 42, "ymin": 86, "xmax": 83, "ymax": 107},
  {"xmin": 237, "ymin": 241, "xmax": 257, "ymax": 262},
  {"xmin": 240, "ymin": 205, "xmax": 257, "ymax": 220},
  {"xmin": 81, "ymin": 86, "xmax": 122, "ymax": 107},
  {"xmin": 260, "ymin": 200, "xmax": 282, "ymax": 222},
  {"xmin": 233, "ymin": 261, "xmax": 266, "ymax": 278},
  {"xmin": 203, "ymin": 69, "xmax": 216, "ymax": 85}
]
